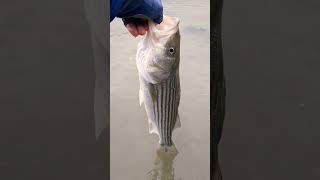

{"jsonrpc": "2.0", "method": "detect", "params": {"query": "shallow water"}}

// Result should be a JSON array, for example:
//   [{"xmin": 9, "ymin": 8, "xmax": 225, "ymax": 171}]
[{"xmin": 110, "ymin": 0, "xmax": 210, "ymax": 179}]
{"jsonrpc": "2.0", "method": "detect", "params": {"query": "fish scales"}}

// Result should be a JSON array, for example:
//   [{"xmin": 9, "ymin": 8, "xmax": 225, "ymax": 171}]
[{"xmin": 153, "ymin": 75, "xmax": 179, "ymax": 145}]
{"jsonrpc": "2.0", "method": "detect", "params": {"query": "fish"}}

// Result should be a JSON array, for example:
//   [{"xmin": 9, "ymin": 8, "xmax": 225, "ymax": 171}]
[{"xmin": 136, "ymin": 15, "xmax": 181, "ymax": 146}]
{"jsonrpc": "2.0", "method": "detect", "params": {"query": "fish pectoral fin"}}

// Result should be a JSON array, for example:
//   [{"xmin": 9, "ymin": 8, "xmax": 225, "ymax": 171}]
[
  {"xmin": 174, "ymin": 113, "xmax": 181, "ymax": 129},
  {"xmin": 139, "ymin": 89, "xmax": 144, "ymax": 106}
]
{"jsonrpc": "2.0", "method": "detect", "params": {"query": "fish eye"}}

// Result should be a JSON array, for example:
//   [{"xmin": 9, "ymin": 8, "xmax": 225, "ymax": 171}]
[{"xmin": 168, "ymin": 47, "xmax": 175, "ymax": 55}]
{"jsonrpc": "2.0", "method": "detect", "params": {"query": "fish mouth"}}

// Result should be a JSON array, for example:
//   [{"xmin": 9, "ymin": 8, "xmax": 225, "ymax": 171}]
[
  {"xmin": 149, "ymin": 16, "xmax": 180, "ymax": 38},
  {"xmin": 155, "ymin": 16, "xmax": 179, "ymax": 31}
]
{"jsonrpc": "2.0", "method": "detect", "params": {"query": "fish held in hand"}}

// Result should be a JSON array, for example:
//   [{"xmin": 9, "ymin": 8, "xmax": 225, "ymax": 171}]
[{"xmin": 136, "ymin": 15, "xmax": 181, "ymax": 146}]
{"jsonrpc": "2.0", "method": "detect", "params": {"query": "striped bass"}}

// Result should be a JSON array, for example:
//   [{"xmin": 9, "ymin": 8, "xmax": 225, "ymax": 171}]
[{"xmin": 136, "ymin": 15, "xmax": 181, "ymax": 146}]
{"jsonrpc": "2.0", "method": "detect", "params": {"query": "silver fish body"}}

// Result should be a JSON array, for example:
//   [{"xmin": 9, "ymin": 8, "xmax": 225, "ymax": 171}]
[{"xmin": 136, "ymin": 16, "xmax": 181, "ymax": 146}]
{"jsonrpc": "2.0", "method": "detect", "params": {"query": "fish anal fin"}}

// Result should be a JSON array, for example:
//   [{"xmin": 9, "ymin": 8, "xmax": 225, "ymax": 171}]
[
  {"xmin": 174, "ymin": 113, "xmax": 181, "ymax": 129},
  {"xmin": 148, "ymin": 119, "xmax": 159, "ymax": 135},
  {"xmin": 139, "ymin": 88, "xmax": 144, "ymax": 106}
]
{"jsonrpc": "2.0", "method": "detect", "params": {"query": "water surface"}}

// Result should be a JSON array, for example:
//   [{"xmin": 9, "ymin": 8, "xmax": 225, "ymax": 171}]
[{"xmin": 110, "ymin": 1, "xmax": 210, "ymax": 179}]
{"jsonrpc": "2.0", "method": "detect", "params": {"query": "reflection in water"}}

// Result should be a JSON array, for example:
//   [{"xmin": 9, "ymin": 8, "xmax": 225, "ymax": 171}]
[{"xmin": 147, "ymin": 145, "xmax": 180, "ymax": 180}]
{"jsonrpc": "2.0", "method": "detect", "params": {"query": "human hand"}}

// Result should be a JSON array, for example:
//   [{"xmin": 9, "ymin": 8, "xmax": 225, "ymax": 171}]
[{"xmin": 123, "ymin": 18, "xmax": 149, "ymax": 37}]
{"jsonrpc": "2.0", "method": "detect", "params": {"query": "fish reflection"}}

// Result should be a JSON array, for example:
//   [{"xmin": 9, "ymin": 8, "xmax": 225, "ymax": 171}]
[{"xmin": 147, "ymin": 145, "xmax": 180, "ymax": 180}]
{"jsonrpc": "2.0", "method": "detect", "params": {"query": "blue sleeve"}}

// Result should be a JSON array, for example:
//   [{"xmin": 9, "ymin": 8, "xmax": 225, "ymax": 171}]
[{"xmin": 110, "ymin": 0, "xmax": 163, "ymax": 24}]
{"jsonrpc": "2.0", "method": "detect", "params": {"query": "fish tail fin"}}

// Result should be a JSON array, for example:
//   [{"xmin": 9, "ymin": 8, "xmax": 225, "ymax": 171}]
[{"xmin": 157, "ymin": 143, "xmax": 178, "ymax": 154}]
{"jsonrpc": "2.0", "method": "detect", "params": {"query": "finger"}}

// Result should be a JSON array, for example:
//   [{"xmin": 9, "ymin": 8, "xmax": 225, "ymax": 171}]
[
  {"xmin": 144, "ymin": 21, "xmax": 149, "ymax": 31},
  {"xmin": 137, "ymin": 25, "xmax": 146, "ymax": 36},
  {"xmin": 135, "ymin": 19, "xmax": 148, "ymax": 33},
  {"xmin": 126, "ymin": 23, "xmax": 138, "ymax": 37}
]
